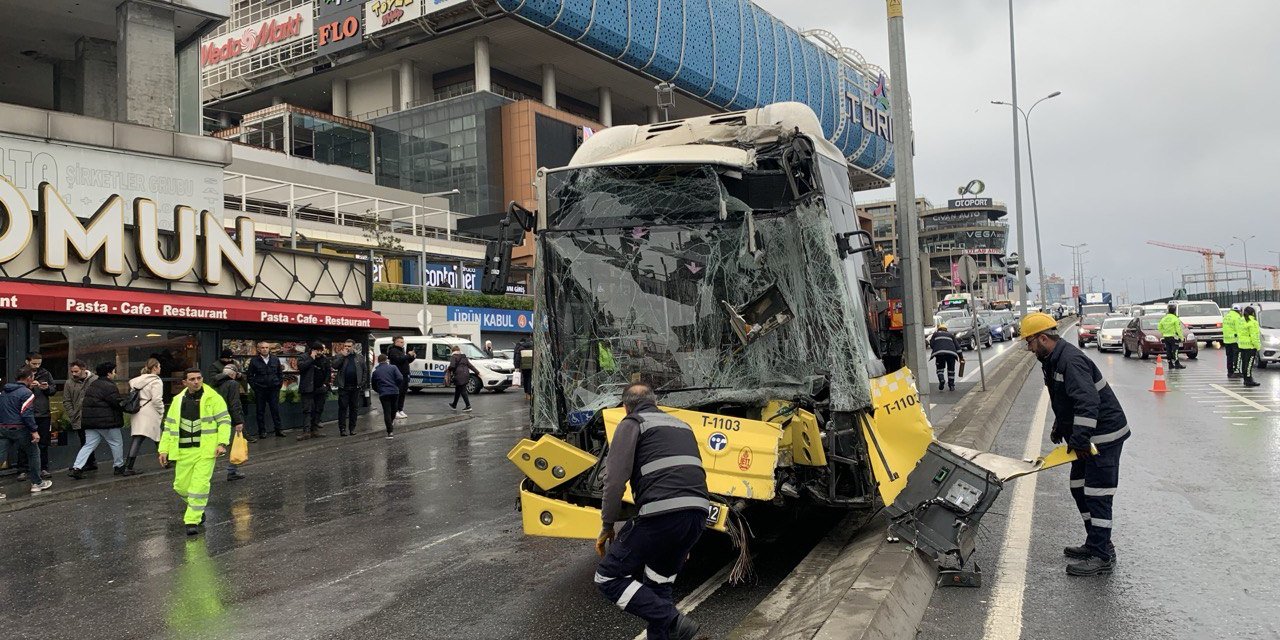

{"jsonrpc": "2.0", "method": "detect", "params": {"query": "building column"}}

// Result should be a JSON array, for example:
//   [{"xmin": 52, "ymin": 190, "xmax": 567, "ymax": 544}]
[
  {"xmin": 474, "ymin": 36, "xmax": 491, "ymax": 92},
  {"xmin": 647, "ymin": 105, "xmax": 660, "ymax": 124},
  {"xmin": 332, "ymin": 77, "xmax": 348, "ymax": 117},
  {"xmin": 598, "ymin": 87, "xmax": 613, "ymax": 127},
  {"xmin": 399, "ymin": 59, "xmax": 416, "ymax": 109},
  {"xmin": 542, "ymin": 64, "xmax": 557, "ymax": 109},
  {"xmin": 117, "ymin": 0, "xmax": 176, "ymax": 130},
  {"xmin": 75, "ymin": 37, "xmax": 117, "ymax": 121}
]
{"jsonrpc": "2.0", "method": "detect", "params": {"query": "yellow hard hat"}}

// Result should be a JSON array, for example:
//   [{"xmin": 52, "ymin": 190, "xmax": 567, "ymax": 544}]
[
  {"xmin": 1021, "ymin": 312, "xmax": 1057, "ymax": 337},
  {"xmin": 937, "ymin": 323, "xmax": 948, "ymax": 331}
]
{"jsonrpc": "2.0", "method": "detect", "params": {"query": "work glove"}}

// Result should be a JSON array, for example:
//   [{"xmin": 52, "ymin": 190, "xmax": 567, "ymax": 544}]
[
  {"xmin": 1049, "ymin": 422, "xmax": 1069, "ymax": 444},
  {"xmin": 1068, "ymin": 435, "xmax": 1093, "ymax": 458},
  {"xmin": 595, "ymin": 527, "xmax": 616, "ymax": 557}
]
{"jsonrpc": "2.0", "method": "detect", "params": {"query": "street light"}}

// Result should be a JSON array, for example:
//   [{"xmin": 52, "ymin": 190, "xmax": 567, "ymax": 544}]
[
  {"xmin": 993, "ymin": 90, "xmax": 1061, "ymax": 309},
  {"xmin": 654, "ymin": 82, "xmax": 675, "ymax": 121},
  {"xmin": 1233, "ymin": 235, "xmax": 1255, "ymax": 292},
  {"xmin": 1002, "ymin": 0, "xmax": 1030, "ymax": 318}
]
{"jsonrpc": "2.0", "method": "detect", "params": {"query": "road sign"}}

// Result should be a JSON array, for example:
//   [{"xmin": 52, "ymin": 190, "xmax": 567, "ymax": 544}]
[{"xmin": 958, "ymin": 254, "xmax": 981, "ymax": 287}]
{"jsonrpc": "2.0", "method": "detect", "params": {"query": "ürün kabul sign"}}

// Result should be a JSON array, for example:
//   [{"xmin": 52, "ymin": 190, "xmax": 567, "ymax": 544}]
[{"xmin": 0, "ymin": 176, "xmax": 254, "ymax": 286}]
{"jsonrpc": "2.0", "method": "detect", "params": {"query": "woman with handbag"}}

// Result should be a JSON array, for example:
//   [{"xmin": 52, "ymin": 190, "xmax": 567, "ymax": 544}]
[
  {"xmin": 445, "ymin": 346, "xmax": 475, "ymax": 412},
  {"xmin": 123, "ymin": 358, "xmax": 165, "ymax": 475},
  {"xmin": 70, "ymin": 362, "xmax": 127, "ymax": 478}
]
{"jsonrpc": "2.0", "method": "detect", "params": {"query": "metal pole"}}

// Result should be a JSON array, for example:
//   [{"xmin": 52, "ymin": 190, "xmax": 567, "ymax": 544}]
[
  {"xmin": 1023, "ymin": 109, "xmax": 1047, "ymax": 309},
  {"xmin": 885, "ymin": 0, "xmax": 930, "ymax": 409},
  {"xmin": 969, "ymin": 273, "xmax": 987, "ymax": 392},
  {"xmin": 1007, "ymin": 0, "xmax": 1029, "ymax": 316},
  {"xmin": 422, "ymin": 218, "xmax": 430, "ymax": 337},
  {"xmin": 289, "ymin": 183, "xmax": 297, "ymax": 250}
]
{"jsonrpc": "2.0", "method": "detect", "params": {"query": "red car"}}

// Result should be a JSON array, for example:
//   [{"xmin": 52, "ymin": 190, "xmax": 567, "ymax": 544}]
[
  {"xmin": 1077, "ymin": 314, "xmax": 1106, "ymax": 347},
  {"xmin": 1121, "ymin": 315, "xmax": 1198, "ymax": 360}
]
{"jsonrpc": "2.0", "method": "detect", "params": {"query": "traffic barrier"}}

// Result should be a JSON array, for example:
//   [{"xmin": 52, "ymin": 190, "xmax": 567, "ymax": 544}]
[{"xmin": 1150, "ymin": 355, "xmax": 1169, "ymax": 393}]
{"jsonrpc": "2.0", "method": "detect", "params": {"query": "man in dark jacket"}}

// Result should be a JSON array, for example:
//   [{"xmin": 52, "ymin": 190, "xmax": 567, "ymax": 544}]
[
  {"xmin": 595, "ymin": 384, "xmax": 709, "ymax": 640},
  {"xmin": 212, "ymin": 353, "xmax": 247, "ymax": 481},
  {"xmin": 514, "ymin": 337, "xmax": 533, "ymax": 401},
  {"xmin": 297, "ymin": 342, "xmax": 331, "ymax": 440},
  {"xmin": 71, "ymin": 362, "xmax": 126, "ymax": 479},
  {"xmin": 23, "ymin": 352, "xmax": 56, "ymax": 478},
  {"xmin": 1, "ymin": 367, "xmax": 54, "ymax": 496},
  {"xmin": 371, "ymin": 354, "xmax": 404, "ymax": 438},
  {"xmin": 1023, "ymin": 312, "xmax": 1129, "ymax": 577},
  {"xmin": 246, "ymin": 342, "xmax": 285, "ymax": 440},
  {"xmin": 928, "ymin": 324, "xmax": 963, "ymax": 391},
  {"xmin": 332, "ymin": 339, "xmax": 368, "ymax": 436},
  {"xmin": 386, "ymin": 337, "xmax": 416, "ymax": 418},
  {"xmin": 445, "ymin": 346, "xmax": 475, "ymax": 412},
  {"xmin": 63, "ymin": 360, "xmax": 98, "ymax": 471}
]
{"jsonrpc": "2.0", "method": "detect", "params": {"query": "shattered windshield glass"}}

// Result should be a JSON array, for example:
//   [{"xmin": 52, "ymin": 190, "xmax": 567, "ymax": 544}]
[{"xmin": 532, "ymin": 164, "xmax": 873, "ymax": 429}]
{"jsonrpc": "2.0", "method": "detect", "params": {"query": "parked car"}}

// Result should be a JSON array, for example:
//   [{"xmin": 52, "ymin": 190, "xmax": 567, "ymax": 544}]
[
  {"xmin": 1078, "ymin": 314, "xmax": 1106, "ymax": 348},
  {"xmin": 1245, "ymin": 302, "xmax": 1280, "ymax": 368},
  {"xmin": 938, "ymin": 310, "xmax": 992, "ymax": 350},
  {"xmin": 1096, "ymin": 317, "xmax": 1131, "ymax": 352},
  {"xmin": 1121, "ymin": 315, "xmax": 1198, "ymax": 360}
]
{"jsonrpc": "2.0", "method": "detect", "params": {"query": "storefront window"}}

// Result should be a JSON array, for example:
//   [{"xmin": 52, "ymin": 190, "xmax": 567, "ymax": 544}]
[{"xmin": 37, "ymin": 325, "xmax": 198, "ymax": 394}]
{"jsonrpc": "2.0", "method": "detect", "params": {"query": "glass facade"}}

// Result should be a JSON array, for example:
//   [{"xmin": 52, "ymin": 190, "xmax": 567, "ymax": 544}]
[
  {"xmin": 219, "ymin": 108, "xmax": 374, "ymax": 174},
  {"xmin": 36, "ymin": 325, "xmax": 200, "ymax": 397},
  {"xmin": 373, "ymin": 92, "xmax": 510, "ymax": 216}
]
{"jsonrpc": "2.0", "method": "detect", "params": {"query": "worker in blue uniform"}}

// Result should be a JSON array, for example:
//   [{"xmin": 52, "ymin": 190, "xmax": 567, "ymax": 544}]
[
  {"xmin": 595, "ymin": 383, "xmax": 709, "ymax": 640},
  {"xmin": 1022, "ymin": 313, "xmax": 1130, "ymax": 576},
  {"xmin": 928, "ymin": 323, "xmax": 962, "ymax": 391}
]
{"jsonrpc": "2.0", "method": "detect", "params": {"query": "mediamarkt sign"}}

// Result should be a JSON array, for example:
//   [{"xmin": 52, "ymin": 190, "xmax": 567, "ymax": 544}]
[
  {"xmin": 0, "ymin": 176, "xmax": 255, "ymax": 286},
  {"xmin": 201, "ymin": 5, "xmax": 314, "ymax": 69}
]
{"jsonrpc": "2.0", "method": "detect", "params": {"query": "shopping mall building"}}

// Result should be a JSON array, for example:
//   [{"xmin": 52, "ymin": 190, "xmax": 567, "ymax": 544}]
[{"xmin": 0, "ymin": 0, "xmax": 895, "ymax": 403}]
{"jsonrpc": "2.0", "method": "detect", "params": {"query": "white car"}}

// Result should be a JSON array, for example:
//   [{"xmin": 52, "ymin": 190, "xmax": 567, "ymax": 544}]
[
  {"xmin": 1246, "ymin": 302, "xmax": 1280, "ymax": 368},
  {"xmin": 1170, "ymin": 300, "xmax": 1224, "ymax": 345},
  {"xmin": 1096, "ymin": 317, "xmax": 1131, "ymax": 352},
  {"xmin": 374, "ymin": 336, "xmax": 514, "ymax": 394}
]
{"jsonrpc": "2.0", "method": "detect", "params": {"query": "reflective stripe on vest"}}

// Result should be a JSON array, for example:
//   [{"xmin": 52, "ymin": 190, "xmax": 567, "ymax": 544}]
[
  {"xmin": 638, "ymin": 496, "xmax": 711, "ymax": 517},
  {"xmin": 637, "ymin": 413, "xmax": 693, "ymax": 434},
  {"xmin": 639, "ymin": 455, "xmax": 703, "ymax": 476}
]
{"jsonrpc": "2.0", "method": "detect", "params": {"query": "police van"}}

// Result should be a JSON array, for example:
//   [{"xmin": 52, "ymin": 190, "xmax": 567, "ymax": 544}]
[{"xmin": 373, "ymin": 336, "xmax": 514, "ymax": 394}]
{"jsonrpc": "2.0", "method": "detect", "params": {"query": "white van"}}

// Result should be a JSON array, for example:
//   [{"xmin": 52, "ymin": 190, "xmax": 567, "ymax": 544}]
[
  {"xmin": 1170, "ymin": 300, "xmax": 1225, "ymax": 345},
  {"xmin": 373, "ymin": 336, "xmax": 514, "ymax": 394}
]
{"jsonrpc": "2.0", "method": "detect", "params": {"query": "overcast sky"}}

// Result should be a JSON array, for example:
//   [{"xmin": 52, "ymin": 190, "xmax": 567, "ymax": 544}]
[{"xmin": 757, "ymin": 0, "xmax": 1280, "ymax": 301}]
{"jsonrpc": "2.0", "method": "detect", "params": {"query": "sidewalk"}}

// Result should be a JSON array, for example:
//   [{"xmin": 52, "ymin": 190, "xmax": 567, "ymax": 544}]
[{"xmin": 0, "ymin": 409, "xmax": 471, "ymax": 513}]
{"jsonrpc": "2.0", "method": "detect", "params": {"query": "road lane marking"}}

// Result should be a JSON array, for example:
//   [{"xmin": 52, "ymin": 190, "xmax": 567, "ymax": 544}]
[
  {"xmin": 981, "ymin": 388, "xmax": 1051, "ymax": 640},
  {"xmin": 960, "ymin": 342, "xmax": 1019, "ymax": 383},
  {"xmin": 1210, "ymin": 384, "xmax": 1272, "ymax": 412}
]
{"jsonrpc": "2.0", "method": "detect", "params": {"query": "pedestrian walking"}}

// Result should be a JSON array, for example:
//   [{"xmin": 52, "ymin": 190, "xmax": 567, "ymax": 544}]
[
  {"xmin": 927, "ymin": 323, "xmax": 962, "ymax": 391},
  {"xmin": 70, "ymin": 362, "xmax": 127, "ymax": 479},
  {"xmin": 445, "ymin": 346, "xmax": 476, "ymax": 412},
  {"xmin": 297, "ymin": 342, "xmax": 330, "ymax": 440},
  {"xmin": 212, "ymin": 358, "xmax": 247, "ymax": 481},
  {"xmin": 1022, "ymin": 312, "xmax": 1129, "ymax": 576},
  {"xmin": 1158, "ymin": 304, "xmax": 1186, "ymax": 369},
  {"xmin": 23, "ymin": 352, "xmax": 55, "ymax": 478},
  {"xmin": 1238, "ymin": 306, "xmax": 1262, "ymax": 388},
  {"xmin": 122, "ymin": 359, "xmax": 165, "ymax": 475},
  {"xmin": 371, "ymin": 354, "xmax": 403, "ymax": 439},
  {"xmin": 332, "ymin": 339, "xmax": 368, "ymax": 436},
  {"xmin": 386, "ymin": 337, "xmax": 416, "ymax": 418},
  {"xmin": 0, "ymin": 367, "xmax": 54, "ymax": 497},
  {"xmin": 159, "ymin": 369, "xmax": 231, "ymax": 536},
  {"xmin": 62, "ymin": 361, "xmax": 98, "ymax": 471},
  {"xmin": 594, "ymin": 383, "xmax": 708, "ymax": 640},
  {"xmin": 246, "ymin": 342, "xmax": 286, "ymax": 440},
  {"xmin": 1223, "ymin": 304, "xmax": 1243, "ymax": 379},
  {"xmin": 514, "ymin": 337, "xmax": 533, "ymax": 401}
]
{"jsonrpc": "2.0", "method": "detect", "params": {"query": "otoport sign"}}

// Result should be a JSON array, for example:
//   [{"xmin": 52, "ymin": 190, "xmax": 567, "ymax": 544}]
[{"xmin": 316, "ymin": 3, "xmax": 365, "ymax": 57}]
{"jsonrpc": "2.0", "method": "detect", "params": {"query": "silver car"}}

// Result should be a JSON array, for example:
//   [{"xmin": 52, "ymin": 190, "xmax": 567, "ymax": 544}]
[{"xmin": 1096, "ymin": 317, "xmax": 1130, "ymax": 352}]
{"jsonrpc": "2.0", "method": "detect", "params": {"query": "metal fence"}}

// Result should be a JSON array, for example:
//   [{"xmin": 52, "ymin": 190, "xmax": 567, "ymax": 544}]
[{"xmin": 1141, "ymin": 290, "xmax": 1280, "ymax": 307}]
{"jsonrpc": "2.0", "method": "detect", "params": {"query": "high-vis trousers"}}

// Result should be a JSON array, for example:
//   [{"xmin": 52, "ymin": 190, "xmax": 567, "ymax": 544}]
[
  {"xmin": 1069, "ymin": 441, "xmax": 1123, "ymax": 560},
  {"xmin": 596, "ymin": 510, "xmax": 706, "ymax": 639},
  {"xmin": 173, "ymin": 456, "xmax": 217, "ymax": 525},
  {"xmin": 1238, "ymin": 348, "xmax": 1258, "ymax": 380}
]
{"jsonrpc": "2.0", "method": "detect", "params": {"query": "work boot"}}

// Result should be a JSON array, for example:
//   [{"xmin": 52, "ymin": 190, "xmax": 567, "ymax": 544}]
[
  {"xmin": 185, "ymin": 524, "xmax": 203, "ymax": 536},
  {"xmin": 1065, "ymin": 544, "xmax": 1116, "ymax": 560},
  {"xmin": 1244, "ymin": 377, "xmax": 1261, "ymax": 387},
  {"xmin": 948, "ymin": 381, "xmax": 956, "ymax": 391},
  {"xmin": 668, "ymin": 613, "xmax": 702, "ymax": 640},
  {"xmin": 938, "ymin": 380, "xmax": 945, "ymax": 391},
  {"xmin": 1066, "ymin": 555, "xmax": 1115, "ymax": 576}
]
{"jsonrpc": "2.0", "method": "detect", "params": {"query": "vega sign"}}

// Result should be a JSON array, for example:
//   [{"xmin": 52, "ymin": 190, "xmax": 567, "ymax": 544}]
[
  {"xmin": 0, "ymin": 176, "xmax": 256, "ymax": 286},
  {"xmin": 201, "ymin": 4, "xmax": 313, "ymax": 69}
]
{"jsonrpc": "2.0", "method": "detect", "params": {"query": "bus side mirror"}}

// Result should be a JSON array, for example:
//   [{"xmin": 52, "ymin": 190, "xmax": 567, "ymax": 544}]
[{"xmin": 836, "ymin": 230, "xmax": 874, "ymax": 260}]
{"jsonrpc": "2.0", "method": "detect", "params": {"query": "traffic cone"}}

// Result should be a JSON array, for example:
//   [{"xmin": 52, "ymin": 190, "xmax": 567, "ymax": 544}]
[{"xmin": 1150, "ymin": 355, "xmax": 1169, "ymax": 393}]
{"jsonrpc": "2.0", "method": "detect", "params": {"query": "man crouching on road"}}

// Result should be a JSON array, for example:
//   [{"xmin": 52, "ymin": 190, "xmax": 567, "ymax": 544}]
[
  {"xmin": 159, "ymin": 369, "xmax": 231, "ymax": 536},
  {"xmin": 1022, "ymin": 313, "xmax": 1130, "ymax": 576},
  {"xmin": 595, "ymin": 384, "xmax": 709, "ymax": 640}
]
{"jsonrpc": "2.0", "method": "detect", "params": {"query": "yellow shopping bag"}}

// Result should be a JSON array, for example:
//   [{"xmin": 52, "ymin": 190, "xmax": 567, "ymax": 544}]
[{"xmin": 229, "ymin": 433, "xmax": 249, "ymax": 465}]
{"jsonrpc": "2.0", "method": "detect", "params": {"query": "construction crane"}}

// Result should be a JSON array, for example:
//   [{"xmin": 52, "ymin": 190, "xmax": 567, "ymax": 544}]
[
  {"xmin": 1147, "ymin": 241, "xmax": 1225, "ymax": 292},
  {"xmin": 1223, "ymin": 260, "xmax": 1280, "ymax": 290}
]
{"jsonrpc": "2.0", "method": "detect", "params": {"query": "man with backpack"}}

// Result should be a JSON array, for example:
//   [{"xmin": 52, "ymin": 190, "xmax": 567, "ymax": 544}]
[
  {"xmin": 1, "ymin": 367, "xmax": 54, "ymax": 497},
  {"xmin": 70, "ymin": 362, "xmax": 127, "ymax": 478}
]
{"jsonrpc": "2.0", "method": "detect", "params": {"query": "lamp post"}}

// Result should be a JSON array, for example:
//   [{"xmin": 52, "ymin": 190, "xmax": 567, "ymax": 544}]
[
  {"xmin": 654, "ymin": 82, "xmax": 675, "ymax": 121},
  {"xmin": 992, "ymin": 90, "xmax": 1061, "ymax": 309},
  {"xmin": 1233, "ymin": 235, "xmax": 1255, "ymax": 292},
  {"xmin": 1002, "ymin": 0, "xmax": 1029, "ymax": 316}
]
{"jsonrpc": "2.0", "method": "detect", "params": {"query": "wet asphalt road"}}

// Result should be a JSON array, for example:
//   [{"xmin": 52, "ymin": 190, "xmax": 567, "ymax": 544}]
[
  {"xmin": 0, "ymin": 389, "xmax": 834, "ymax": 640},
  {"xmin": 926, "ymin": 336, "xmax": 1023, "ymax": 418},
  {"xmin": 918, "ymin": 328, "xmax": 1280, "ymax": 640}
]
